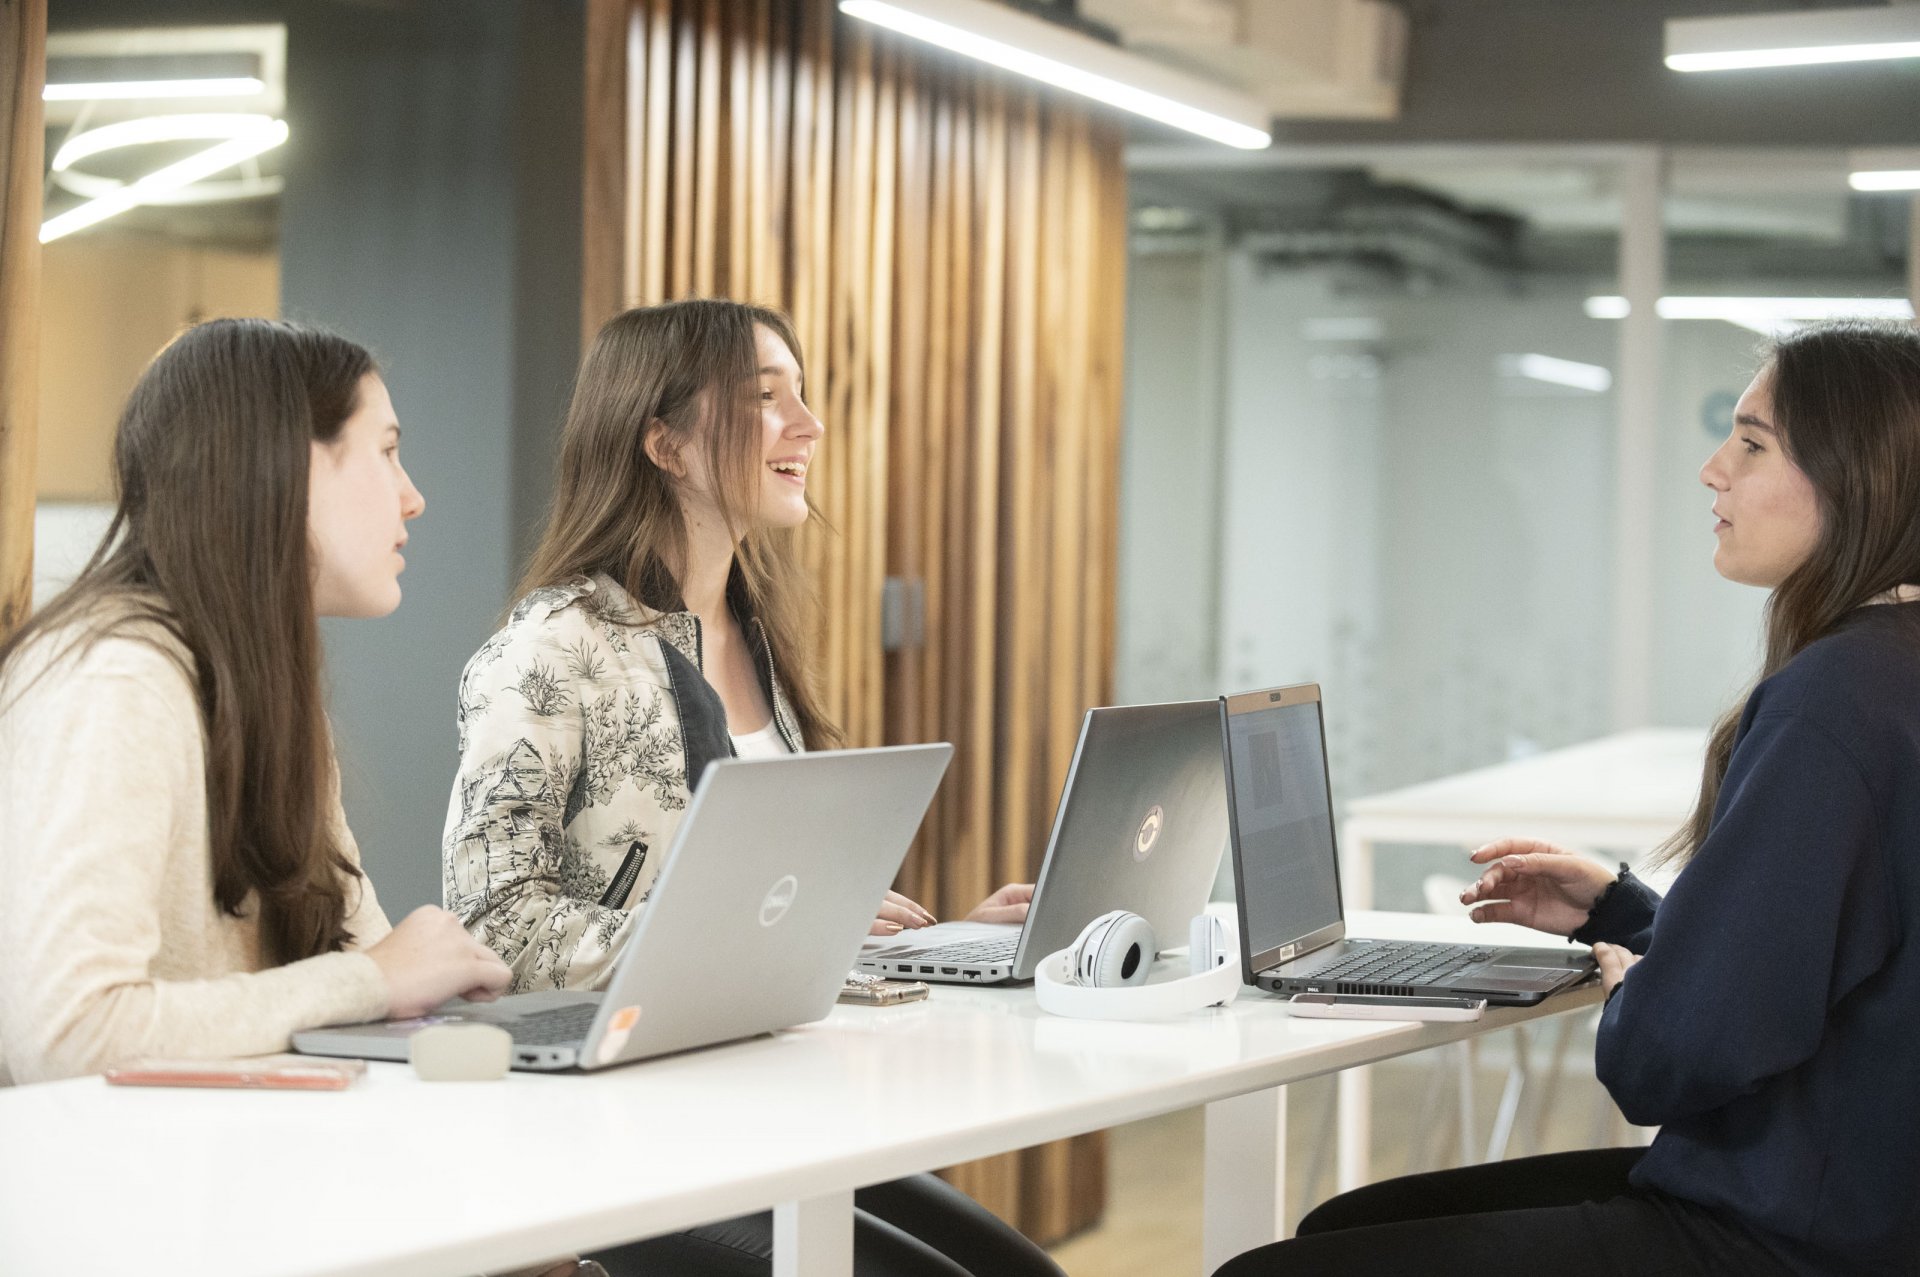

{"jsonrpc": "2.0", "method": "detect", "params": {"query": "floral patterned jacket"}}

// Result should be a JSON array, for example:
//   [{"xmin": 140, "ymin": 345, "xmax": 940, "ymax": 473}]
[{"xmin": 442, "ymin": 573, "xmax": 805, "ymax": 992}]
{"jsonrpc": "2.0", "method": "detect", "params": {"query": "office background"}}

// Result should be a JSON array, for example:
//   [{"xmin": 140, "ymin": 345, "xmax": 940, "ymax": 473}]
[{"xmin": 4, "ymin": 0, "xmax": 1917, "ymax": 1265}]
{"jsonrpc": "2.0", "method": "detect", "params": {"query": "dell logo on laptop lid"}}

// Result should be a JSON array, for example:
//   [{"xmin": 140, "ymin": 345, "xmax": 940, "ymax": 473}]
[
  {"xmin": 1134, "ymin": 805, "xmax": 1164, "ymax": 861},
  {"xmin": 759, "ymin": 874, "xmax": 799, "ymax": 927}
]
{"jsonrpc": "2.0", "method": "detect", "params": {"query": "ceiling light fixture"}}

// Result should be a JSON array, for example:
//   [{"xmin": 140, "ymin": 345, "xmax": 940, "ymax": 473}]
[
  {"xmin": 40, "ymin": 116, "xmax": 289, "ymax": 243},
  {"xmin": 43, "ymin": 76, "xmax": 263, "ymax": 101},
  {"xmin": 49, "ymin": 113, "xmax": 286, "ymax": 206},
  {"xmin": 1850, "ymin": 169, "xmax": 1920, "ymax": 191},
  {"xmin": 1497, "ymin": 353, "xmax": 1613, "ymax": 393},
  {"xmin": 1847, "ymin": 147, "xmax": 1920, "ymax": 191},
  {"xmin": 1665, "ymin": 6, "xmax": 1920, "ymax": 72},
  {"xmin": 838, "ymin": 0, "xmax": 1271, "ymax": 149},
  {"xmin": 1584, "ymin": 295, "xmax": 1915, "ymax": 336}
]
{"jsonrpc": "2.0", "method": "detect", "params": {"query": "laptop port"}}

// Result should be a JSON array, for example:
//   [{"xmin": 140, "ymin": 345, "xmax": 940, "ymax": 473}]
[
  {"xmin": 940, "ymin": 967, "xmax": 959, "ymax": 975},
  {"xmin": 918, "ymin": 965, "xmax": 934, "ymax": 974}
]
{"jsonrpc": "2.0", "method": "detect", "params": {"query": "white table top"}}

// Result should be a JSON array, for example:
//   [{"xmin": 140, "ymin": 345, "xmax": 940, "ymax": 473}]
[
  {"xmin": 0, "ymin": 912, "xmax": 1599, "ymax": 1277},
  {"xmin": 1345, "ymin": 728, "xmax": 1705, "ymax": 847}
]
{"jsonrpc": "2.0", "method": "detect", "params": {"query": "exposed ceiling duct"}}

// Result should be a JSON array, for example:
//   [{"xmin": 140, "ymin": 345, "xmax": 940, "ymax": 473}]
[{"xmin": 1080, "ymin": 0, "xmax": 1407, "ymax": 120}]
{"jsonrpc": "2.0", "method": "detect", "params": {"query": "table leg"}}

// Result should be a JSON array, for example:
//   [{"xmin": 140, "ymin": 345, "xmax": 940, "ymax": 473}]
[
  {"xmin": 1333, "ymin": 827, "xmax": 1375, "ymax": 1194},
  {"xmin": 1203, "ymin": 1085, "xmax": 1288, "ymax": 1274},
  {"xmin": 773, "ymin": 1189, "xmax": 854, "ymax": 1277},
  {"xmin": 1335, "ymin": 1065, "xmax": 1370, "ymax": 1193}
]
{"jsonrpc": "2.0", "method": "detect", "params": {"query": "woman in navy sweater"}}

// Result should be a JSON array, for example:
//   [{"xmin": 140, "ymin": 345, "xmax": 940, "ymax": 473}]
[{"xmin": 1220, "ymin": 320, "xmax": 1920, "ymax": 1277}]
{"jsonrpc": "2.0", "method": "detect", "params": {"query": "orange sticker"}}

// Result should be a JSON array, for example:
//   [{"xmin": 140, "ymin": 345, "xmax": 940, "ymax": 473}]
[{"xmin": 596, "ymin": 1005, "xmax": 643, "ymax": 1065}]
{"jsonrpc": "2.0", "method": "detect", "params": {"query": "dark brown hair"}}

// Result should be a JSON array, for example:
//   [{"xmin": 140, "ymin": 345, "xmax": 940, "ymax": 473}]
[
  {"xmin": 516, "ymin": 299, "xmax": 840, "ymax": 746},
  {"xmin": 1664, "ymin": 319, "xmax": 1920, "ymax": 864},
  {"xmin": 0, "ymin": 318, "xmax": 376, "ymax": 963}
]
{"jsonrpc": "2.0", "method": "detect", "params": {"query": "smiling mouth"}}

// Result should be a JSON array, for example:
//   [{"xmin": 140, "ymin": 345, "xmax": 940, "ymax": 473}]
[{"xmin": 768, "ymin": 460, "xmax": 807, "ymax": 482}]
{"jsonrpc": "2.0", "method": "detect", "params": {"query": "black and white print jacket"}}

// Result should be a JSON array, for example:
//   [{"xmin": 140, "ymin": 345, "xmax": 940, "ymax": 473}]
[{"xmin": 441, "ymin": 572, "xmax": 805, "ymax": 992}]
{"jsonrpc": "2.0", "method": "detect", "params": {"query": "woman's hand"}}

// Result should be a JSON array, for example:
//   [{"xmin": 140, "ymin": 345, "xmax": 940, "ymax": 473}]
[
  {"xmin": 364, "ymin": 905, "xmax": 514, "ymax": 1019},
  {"xmin": 965, "ymin": 883, "xmax": 1035, "ymax": 925},
  {"xmin": 1459, "ymin": 838, "xmax": 1618, "ymax": 938},
  {"xmin": 1593, "ymin": 942, "xmax": 1641, "ymax": 997},
  {"xmin": 870, "ymin": 889, "xmax": 938, "ymax": 936}
]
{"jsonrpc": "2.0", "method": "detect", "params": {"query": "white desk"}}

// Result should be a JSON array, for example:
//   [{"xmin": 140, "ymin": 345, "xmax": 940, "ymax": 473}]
[
  {"xmin": 1333, "ymin": 729, "xmax": 1701, "ymax": 1192},
  {"xmin": 0, "ymin": 913, "xmax": 1599, "ymax": 1277}
]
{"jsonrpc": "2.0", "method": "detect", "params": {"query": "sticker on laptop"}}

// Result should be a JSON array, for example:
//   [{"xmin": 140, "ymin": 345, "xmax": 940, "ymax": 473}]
[{"xmin": 596, "ymin": 1004, "xmax": 642, "ymax": 1064}]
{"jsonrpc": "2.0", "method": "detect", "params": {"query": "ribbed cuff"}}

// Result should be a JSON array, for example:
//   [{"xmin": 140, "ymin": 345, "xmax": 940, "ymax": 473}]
[{"xmin": 1571, "ymin": 864, "xmax": 1648, "ymax": 947}]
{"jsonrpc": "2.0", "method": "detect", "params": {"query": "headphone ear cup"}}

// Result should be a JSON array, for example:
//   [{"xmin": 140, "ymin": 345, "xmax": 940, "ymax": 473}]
[
  {"xmin": 1066, "ymin": 911, "xmax": 1121, "ymax": 985},
  {"xmin": 1073, "ymin": 910, "xmax": 1154, "ymax": 988}
]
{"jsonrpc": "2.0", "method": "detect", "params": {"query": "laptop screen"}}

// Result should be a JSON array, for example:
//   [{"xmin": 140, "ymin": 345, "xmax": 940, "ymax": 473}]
[{"xmin": 1224, "ymin": 694, "xmax": 1343, "ymax": 958}]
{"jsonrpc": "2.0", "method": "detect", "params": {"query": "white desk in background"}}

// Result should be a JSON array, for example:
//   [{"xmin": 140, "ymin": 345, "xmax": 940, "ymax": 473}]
[
  {"xmin": 1333, "ymin": 728, "xmax": 1703, "ymax": 1193},
  {"xmin": 0, "ymin": 912, "xmax": 1600, "ymax": 1277}
]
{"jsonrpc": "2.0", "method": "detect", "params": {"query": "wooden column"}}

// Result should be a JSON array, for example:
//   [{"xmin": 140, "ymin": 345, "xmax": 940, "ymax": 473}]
[
  {"xmin": 580, "ymin": 0, "xmax": 1128, "ymax": 1243},
  {"xmin": 0, "ymin": 0, "xmax": 44, "ymax": 640}
]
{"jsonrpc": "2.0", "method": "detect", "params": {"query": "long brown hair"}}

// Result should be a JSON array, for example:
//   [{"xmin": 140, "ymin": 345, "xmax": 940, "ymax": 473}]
[
  {"xmin": 0, "ymin": 318, "xmax": 375, "ymax": 964},
  {"xmin": 1664, "ymin": 320, "xmax": 1920, "ymax": 864},
  {"xmin": 516, "ymin": 300, "xmax": 840, "ymax": 747}
]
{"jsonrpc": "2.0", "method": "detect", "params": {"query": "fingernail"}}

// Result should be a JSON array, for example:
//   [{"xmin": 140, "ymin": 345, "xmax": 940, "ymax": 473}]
[{"xmin": 884, "ymin": 921, "xmax": 903, "ymax": 933}]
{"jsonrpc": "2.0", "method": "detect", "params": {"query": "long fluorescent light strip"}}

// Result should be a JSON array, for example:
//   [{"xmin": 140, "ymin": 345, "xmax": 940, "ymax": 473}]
[
  {"xmin": 839, "ymin": 0, "xmax": 1270, "ymax": 150},
  {"xmin": 1666, "ymin": 6, "xmax": 1920, "ymax": 72},
  {"xmin": 44, "ymin": 76, "xmax": 263, "ymax": 101},
  {"xmin": 1499, "ymin": 353, "xmax": 1612, "ymax": 393},
  {"xmin": 1669, "ymin": 41, "xmax": 1920, "ymax": 71},
  {"xmin": 40, "ymin": 119, "xmax": 289, "ymax": 243},
  {"xmin": 1850, "ymin": 170, "xmax": 1920, "ymax": 192},
  {"xmin": 1585, "ymin": 295, "xmax": 1915, "ymax": 337}
]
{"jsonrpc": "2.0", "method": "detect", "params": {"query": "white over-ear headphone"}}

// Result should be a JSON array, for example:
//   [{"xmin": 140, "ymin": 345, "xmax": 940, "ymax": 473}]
[{"xmin": 1034, "ymin": 911, "xmax": 1242, "ymax": 1020}]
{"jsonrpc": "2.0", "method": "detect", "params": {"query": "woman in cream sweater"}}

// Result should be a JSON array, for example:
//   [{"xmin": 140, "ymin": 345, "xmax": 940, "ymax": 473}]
[{"xmin": 0, "ymin": 317, "xmax": 510, "ymax": 1087}]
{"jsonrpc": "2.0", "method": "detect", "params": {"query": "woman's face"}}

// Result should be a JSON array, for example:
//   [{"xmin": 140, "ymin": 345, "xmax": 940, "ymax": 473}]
[
  {"xmin": 665, "ymin": 323, "xmax": 824, "ymax": 533},
  {"xmin": 750, "ymin": 323, "xmax": 821, "ymax": 529},
  {"xmin": 1699, "ymin": 369, "xmax": 1822, "ymax": 589},
  {"xmin": 308, "ymin": 373, "xmax": 426, "ymax": 618}
]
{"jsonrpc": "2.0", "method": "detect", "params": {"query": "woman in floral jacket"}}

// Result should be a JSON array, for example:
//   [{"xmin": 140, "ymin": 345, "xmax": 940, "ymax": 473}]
[{"xmin": 444, "ymin": 299, "xmax": 1053, "ymax": 1277}]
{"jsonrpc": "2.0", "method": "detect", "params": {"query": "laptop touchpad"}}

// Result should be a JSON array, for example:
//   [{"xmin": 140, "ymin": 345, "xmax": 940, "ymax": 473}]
[{"xmin": 1472, "ymin": 967, "xmax": 1570, "ymax": 990}]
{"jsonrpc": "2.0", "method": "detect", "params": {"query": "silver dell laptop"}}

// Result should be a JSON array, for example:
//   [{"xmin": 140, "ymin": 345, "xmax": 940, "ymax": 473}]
[
  {"xmin": 294, "ymin": 743, "xmax": 952, "ymax": 1071},
  {"xmin": 1221, "ymin": 684, "xmax": 1594, "ymax": 1006},
  {"xmin": 858, "ymin": 701, "xmax": 1228, "ymax": 985}
]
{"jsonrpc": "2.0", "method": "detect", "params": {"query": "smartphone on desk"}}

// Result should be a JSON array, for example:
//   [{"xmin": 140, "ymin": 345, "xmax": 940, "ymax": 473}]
[
  {"xmin": 1285, "ymin": 993, "xmax": 1485, "ymax": 1022},
  {"xmin": 839, "ymin": 974, "xmax": 930, "ymax": 1006},
  {"xmin": 105, "ymin": 1054, "xmax": 367, "ymax": 1090}
]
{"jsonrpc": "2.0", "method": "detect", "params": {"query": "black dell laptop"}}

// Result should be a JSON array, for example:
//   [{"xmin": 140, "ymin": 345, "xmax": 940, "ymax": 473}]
[{"xmin": 1220, "ymin": 683, "xmax": 1596, "ymax": 1006}]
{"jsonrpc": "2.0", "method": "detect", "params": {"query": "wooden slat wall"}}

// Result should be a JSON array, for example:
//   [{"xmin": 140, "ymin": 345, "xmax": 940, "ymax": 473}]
[
  {"xmin": 581, "ymin": 0, "xmax": 1127, "ymax": 1244},
  {"xmin": 0, "ymin": 0, "xmax": 44, "ymax": 641}
]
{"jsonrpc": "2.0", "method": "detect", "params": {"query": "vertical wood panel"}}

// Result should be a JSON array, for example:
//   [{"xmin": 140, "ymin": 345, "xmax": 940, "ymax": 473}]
[
  {"xmin": 694, "ymin": 0, "xmax": 722, "ymax": 295},
  {"xmin": 581, "ymin": 0, "xmax": 629, "ymax": 338},
  {"xmin": 583, "ymin": 0, "xmax": 1128, "ymax": 1244},
  {"xmin": 670, "ymin": 5, "xmax": 697, "ymax": 296},
  {"xmin": 0, "ymin": 0, "xmax": 44, "ymax": 640}
]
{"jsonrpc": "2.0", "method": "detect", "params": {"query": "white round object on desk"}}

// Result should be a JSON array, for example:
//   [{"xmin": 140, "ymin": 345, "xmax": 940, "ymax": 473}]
[{"xmin": 409, "ymin": 1022, "xmax": 513, "ymax": 1081}]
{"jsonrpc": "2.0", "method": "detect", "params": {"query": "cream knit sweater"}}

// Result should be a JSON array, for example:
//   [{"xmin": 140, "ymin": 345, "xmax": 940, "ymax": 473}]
[{"xmin": 0, "ymin": 613, "xmax": 392, "ymax": 1086}]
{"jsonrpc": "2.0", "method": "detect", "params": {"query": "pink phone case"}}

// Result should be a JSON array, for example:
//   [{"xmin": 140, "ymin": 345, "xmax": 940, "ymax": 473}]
[{"xmin": 104, "ymin": 1054, "xmax": 367, "ymax": 1091}]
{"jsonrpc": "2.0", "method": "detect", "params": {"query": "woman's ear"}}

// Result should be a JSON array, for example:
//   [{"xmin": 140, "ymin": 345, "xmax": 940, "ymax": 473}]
[{"xmin": 643, "ymin": 419, "xmax": 685, "ymax": 479}]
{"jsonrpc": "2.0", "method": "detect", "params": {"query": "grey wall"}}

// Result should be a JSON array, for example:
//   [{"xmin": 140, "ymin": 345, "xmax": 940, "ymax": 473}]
[
  {"xmin": 47, "ymin": 0, "xmax": 585, "ymax": 913},
  {"xmin": 281, "ymin": 1, "xmax": 583, "ymax": 914}
]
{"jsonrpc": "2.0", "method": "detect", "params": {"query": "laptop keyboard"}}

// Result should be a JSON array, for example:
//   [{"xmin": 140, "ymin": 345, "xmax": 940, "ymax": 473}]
[
  {"xmin": 880, "ymin": 937, "xmax": 1019, "ymax": 965},
  {"xmin": 495, "ymin": 1002, "xmax": 602, "ymax": 1046},
  {"xmin": 1303, "ymin": 941, "xmax": 1494, "ymax": 988}
]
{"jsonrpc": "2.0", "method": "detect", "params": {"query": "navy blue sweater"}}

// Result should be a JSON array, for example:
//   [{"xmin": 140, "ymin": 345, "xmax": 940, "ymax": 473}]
[{"xmin": 1577, "ymin": 603, "xmax": 1920, "ymax": 1274}]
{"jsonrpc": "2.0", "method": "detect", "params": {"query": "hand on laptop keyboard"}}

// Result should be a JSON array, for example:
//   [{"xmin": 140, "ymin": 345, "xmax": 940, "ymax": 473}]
[{"xmin": 872, "ymin": 889, "xmax": 939, "ymax": 936}]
